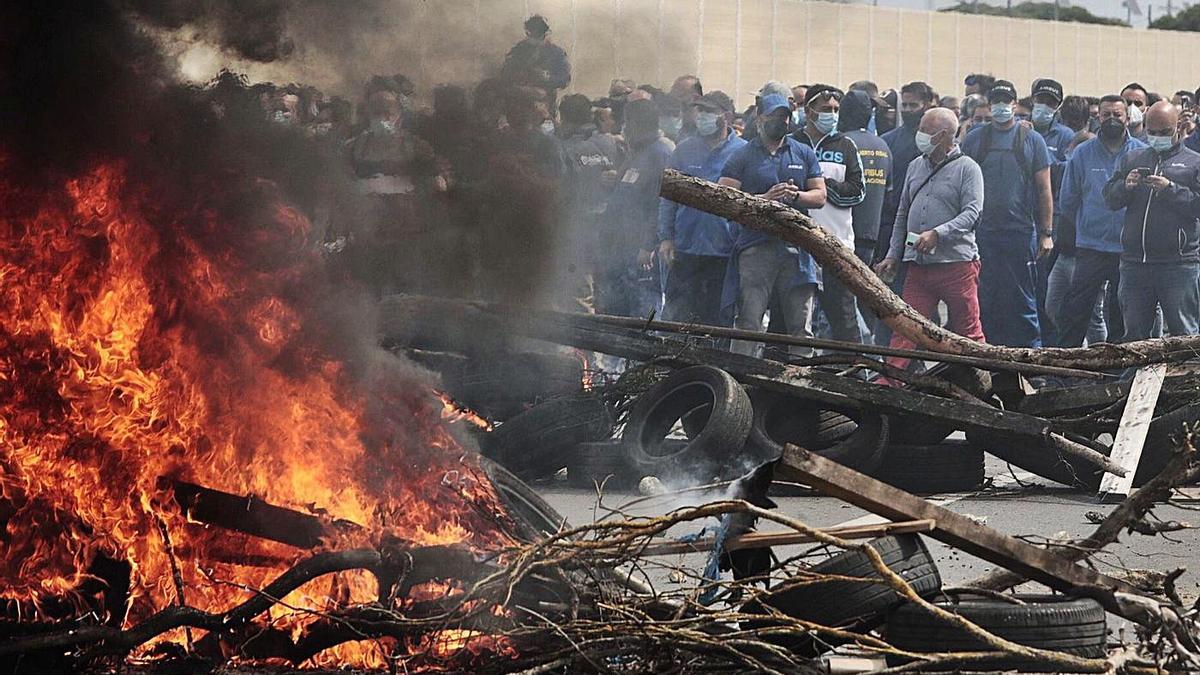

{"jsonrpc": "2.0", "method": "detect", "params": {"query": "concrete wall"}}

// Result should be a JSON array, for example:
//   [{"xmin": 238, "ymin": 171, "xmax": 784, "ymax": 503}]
[{"xmin": 414, "ymin": 0, "xmax": 1198, "ymax": 107}]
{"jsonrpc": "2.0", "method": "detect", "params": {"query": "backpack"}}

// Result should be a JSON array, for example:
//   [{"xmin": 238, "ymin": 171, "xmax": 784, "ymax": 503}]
[{"xmin": 976, "ymin": 123, "xmax": 1032, "ymax": 183}]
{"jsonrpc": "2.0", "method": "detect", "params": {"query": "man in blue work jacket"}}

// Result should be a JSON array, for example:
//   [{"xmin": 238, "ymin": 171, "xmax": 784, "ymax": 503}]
[
  {"xmin": 658, "ymin": 91, "xmax": 746, "ymax": 325},
  {"xmin": 1056, "ymin": 95, "xmax": 1146, "ymax": 346},
  {"xmin": 718, "ymin": 94, "xmax": 826, "ymax": 357},
  {"xmin": 962, "ymin": 79, "xmax": 1055, "ymax": 347}
]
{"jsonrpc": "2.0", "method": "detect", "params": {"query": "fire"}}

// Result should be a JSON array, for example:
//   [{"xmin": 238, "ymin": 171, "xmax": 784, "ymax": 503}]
[
  {"xmin": 0, "ymin": 156, "xmax": 515, "ymax": 665},
  {"xmin": 435, "ymin": 389, "xmax": 494, "ymax": 431}
]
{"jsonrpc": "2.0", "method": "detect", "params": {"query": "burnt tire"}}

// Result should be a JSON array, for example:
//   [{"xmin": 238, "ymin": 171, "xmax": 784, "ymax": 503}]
[
  {"xmin": 887, "ymin": 594, "xmax": 1107, "ymax": 670},
  {"xmin": 748, "ymin": 392, "xmax": 889, "ymax": 474},
  {"xmin": 481, "ymin": 394, "xmax": 613, "ymax": 481},
  {"xmin": 887, "ymin": 412, "xmax": 955, "ymax": 446},
  {"xmin": 745, "ymin": 534, "xmax": 942, "ymax": 655},
  {"xmin": 445, "ymin": 351, "xmax": 584, "ymax": 422},
  {"xmin": 623, "ymin": 366, "xmax": 753, "ymax": 480},
  {"xmin": 873, "ymin": 441, "xmax": 985, "ymax": 494},
  {"xmin": 567, "ymin": 441, "xmax": 636, "ymax": 491},
  {"xmin": 479, "ymin": 456, "xmax": 568, "ymax": 543}
]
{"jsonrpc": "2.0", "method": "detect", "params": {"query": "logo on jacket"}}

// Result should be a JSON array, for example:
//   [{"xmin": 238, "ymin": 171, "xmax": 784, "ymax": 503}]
[{"xmin": 816, "ymin": 150, "xmax": 845, "ymax": 163}]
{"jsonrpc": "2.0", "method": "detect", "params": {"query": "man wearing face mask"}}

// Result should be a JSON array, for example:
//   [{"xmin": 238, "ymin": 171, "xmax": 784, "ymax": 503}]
[
  {"xmin": 961, "ymin": 79, "xmax": 1054, "ymax": 347},
  {"xmin": 1055, "ymin": 95, "xmax": 1146, "ymax": 347},
  {"xmin": 1029, "ymin": 79, "xmax": 1076, "ymax": 345},
  {"xmin": 341, "ymin": 81, "xmax": 440, "ymax": 295},
  {"xmin": 875, "ymin": 108, "xmax": 985, "ymax": 368},
  {"xmin": 794, "ymin": 85, "xmax": 867, "ymax": 344},
  {"xmin": 840, "ymin": 89, "xmax": 892, "ymax": 267},
  {"xmin": 874, "ymin": 82, "xmax": 935, "ymax": 345},
  {"xmin": 658, "ymin": 91, "xmax": 746, "ymax": 326},
  {"xmin": 719, "ymin": 94, "xmax": 827, "ymax": 357},
  {"xmin": 1103, "ymin": 101, "xmax": 1200, "ymax": 341},
  {"xmin": 1122, "ymin": 83, "xmax": 1150, "ymax": 143},
  {"xmin": 880, "ymin": 82, "xmax": 937, "ymax": 250},
  {"xmin": 598, "ymin": 99, "xmax": 674, "ymax": 318}
]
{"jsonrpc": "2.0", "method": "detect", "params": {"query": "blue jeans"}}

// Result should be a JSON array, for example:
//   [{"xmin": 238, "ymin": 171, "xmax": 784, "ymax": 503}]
[
  {"xmin": 1051, "ymin": 250, "xmax": 1114, "ymax": 347},
  {"xmin": 978, "ymin": 229, "xmax": 1042, "ymax": 347},
  {"xmin": 1118, "ymin": 260, "xmax": 1200, "ymax": 340}
]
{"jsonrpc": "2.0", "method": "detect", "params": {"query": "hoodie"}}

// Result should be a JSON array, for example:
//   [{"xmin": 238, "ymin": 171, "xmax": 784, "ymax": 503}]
[
  {"xmin": 839, "ymin": 90, "xmax": 892, "ymax": 248},
  {"xmin": 793, "ymin": 125, "xmax": 866, "ymax": 248},
  {"xmin": 1102, "ymin": 142, "xmax": 1200, "ymax": 264},
  {"xmin": 1059, "ymin": 133, "xmax": 1146, "ymax": 254}
]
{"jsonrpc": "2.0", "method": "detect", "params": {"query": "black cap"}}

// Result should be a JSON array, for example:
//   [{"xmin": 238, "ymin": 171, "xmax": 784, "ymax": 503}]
[
  {"xmin": 1031, "ymin": 78, "xmax": 1063, "ymax": 104},
  {"xmin": 987, "ymin": 80, "xmax": 1018, "ymax": 103},
  {"xmin": 805, "ymin": 84, "xmax": 845, "ymax": 106},
  {"xmin": 695, "ymin": 91, "xmax": 734, "ymax": 113}
]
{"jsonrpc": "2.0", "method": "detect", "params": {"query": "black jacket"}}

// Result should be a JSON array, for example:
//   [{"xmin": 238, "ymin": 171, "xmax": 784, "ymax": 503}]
[
  {"xmin": 1103, "ymin": 143, "xmax": 1200, "ymax": 264},
  {"xmin": 792, "ymin": 128, "xmax": 865, "ymax": 208}
]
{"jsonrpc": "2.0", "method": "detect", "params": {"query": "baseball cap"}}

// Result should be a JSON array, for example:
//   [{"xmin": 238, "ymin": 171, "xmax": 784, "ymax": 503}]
[
  {"xmin": 1031, "ymin": 78, "xmax": 1064, "ymax": 104},
  {"xmin": 987, "ymin": 80, "xmax": 1018, "ymax": 103},
  {"xmin": 759, "ymin": 93, "xmax": 791, "ymax": 115},
  {"xmin": 695, "ymin": 91, "xmax": 734, "ymax": 113}
]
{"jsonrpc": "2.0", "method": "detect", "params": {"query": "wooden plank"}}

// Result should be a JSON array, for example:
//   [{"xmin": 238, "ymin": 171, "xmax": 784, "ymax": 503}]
[
  {"xmin": 1018, "ymin": 380, "xmax": 1132, "ymax": 416},
  {"xmin": 637, "ymin": 519, "xmax": 936, "ymax": 557},
  {"xmin": 775, "ymin": 445, "xmax": 1138, "ymax": 603},
  {"xmin": 1099, "ymin": 364, "xmax": 1168, "ymax": 498}
]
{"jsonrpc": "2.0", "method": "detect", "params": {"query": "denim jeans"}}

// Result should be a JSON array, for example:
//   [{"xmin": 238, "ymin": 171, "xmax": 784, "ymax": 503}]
[
  {"xmin": 663, "ymin": 252, "xmax": 728, "ymax": 326},
  {"xmin": 1118, "ymin": 260, "xmax": 1200, "ymax": 340},
  {"xmin": 977, "ymin": 229, "xmax": 1042, "ymax": 347},
  {"xmin": 731, "ymin": 242, "xmax": 816, "ymax": 357},
  {"xmin": 1052, "ymin": 249, "xmax": 1117, "ymax": 347}
]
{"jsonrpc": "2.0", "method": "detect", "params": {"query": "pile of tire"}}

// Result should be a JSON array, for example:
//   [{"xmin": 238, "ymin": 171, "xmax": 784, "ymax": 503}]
[
  {"xmin": 566, "ymin": 440, "xmax": 638, "ymax": 491},
  {"xmin": 480, "ymin": 393, "xmax": 614, "ymax": 481},
  {"xmin": 621, "ymin": 366, "xmax": 757, "ymax": 483},
  {"xmin": 746, "ymin": 390, "xmax": 891, "ymax": 474},
  {"xmin": 743, "ymin": 534, "xmax": 942, "ymax": 656},
  {"xmin": 872, "ymin": 440, "xmax": 986, "ymax": 494},
  {"xmin": 886, "ymin": 593, "xmax": 1108, "ymax": 670}
]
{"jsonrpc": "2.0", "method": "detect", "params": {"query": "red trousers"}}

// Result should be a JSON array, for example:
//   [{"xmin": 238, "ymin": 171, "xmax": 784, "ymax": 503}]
[{"xmin": 887, "ymin": 260, "xmax": 986, "ymax": 370}]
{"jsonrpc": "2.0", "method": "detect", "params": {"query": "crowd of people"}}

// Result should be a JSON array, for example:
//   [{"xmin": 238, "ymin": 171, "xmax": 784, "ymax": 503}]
[{"xmin": 252, "ymin": 14, "xmax": 1200, "ymax": 369}]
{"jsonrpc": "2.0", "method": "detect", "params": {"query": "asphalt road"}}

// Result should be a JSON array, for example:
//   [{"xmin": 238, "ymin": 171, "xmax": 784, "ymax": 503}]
[{"xmin": 537, "ymin": 452, "xmax": 1200, "ymax": 611}]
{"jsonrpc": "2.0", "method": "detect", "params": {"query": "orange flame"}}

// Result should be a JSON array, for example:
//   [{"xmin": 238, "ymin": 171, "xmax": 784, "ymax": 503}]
[{"xmin": 0, "ymin": 157, "xmax": 515, "ymax": 666}]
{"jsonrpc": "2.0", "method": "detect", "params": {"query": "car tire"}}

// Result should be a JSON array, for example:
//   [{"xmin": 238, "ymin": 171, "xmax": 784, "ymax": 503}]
[
  {"xmin": 744, "ymin": 534, "xmax": 942, "ymax": 655},
  {"xmin": 886, "ymin": 593, "xmax": 1107, "ymax": 670},
  {"xmin": 747, "ymin": 391, "xmax": 889, "ymax": 474},
  {"xmin": 567, "ymin": 441, "xmax": 636, "ymax": 491},
  {"xmin": 478, "ymin": 455, "xmax": 568, "ymax": 543},
  {"xmin": 873, "ymin": 441, "xmax": 985, "ymax": 494},
  {"xmin": 481, "ymin": 394, "xmax": 613, "ymax": 481},
  {"xmin": 623, "ymin": 366, "xmax": 753, "ymax": 480}
]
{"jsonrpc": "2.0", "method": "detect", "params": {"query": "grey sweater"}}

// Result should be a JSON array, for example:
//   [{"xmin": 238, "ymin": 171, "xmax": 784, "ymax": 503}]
[{"xmin": 888, "ymin": 148, "xmax": 984, "ymax": 264}]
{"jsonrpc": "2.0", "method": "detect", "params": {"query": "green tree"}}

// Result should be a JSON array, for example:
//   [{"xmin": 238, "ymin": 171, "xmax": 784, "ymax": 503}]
[
  {"xmin": 941, "ymin": 2, "xmax": 1127, "ymax": 27},
  {"xmin": 1150, "ymin": 4, "xmax": 1200, "ymax": 31}
]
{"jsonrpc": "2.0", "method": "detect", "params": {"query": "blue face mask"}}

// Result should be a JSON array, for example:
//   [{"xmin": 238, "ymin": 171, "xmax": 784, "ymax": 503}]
[
  {"xmin": 815, "ymin": 111, "xmax": 839, "ymax": 135},
  {"xmin": 1032, "ymin": 103, "xmax": 1056, "ymax": 127},
  {"xmin": 991, "ymin": 103, "xmax": 1014, "ymax": 124},
  {"xmin": 659, "ymin": 116, "xmax": 683, "ymax": 138},
  {"xmin": 1148, "ymin": 134, "xmax": 1175, "ymax": 152},
  {"xmin": 695, "ymin": 111, "xmax": 721, "ymax": 137},
  {"xmin": 791, "ymin": 108, "xmax": 806, "ymax": 128}
]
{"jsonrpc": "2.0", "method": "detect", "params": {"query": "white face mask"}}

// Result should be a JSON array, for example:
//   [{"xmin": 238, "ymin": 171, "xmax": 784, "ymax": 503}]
[
  {"xmin": 1128, "ymin": 103, "xmax": 1144, "ymax": 126},
  {"xmin": 915, "ymin": 130, "xmax": 937, "ymax": 155},
  {"xmin": 539, "ymin": 119, "xmax": 556, "ymax": 136}
]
